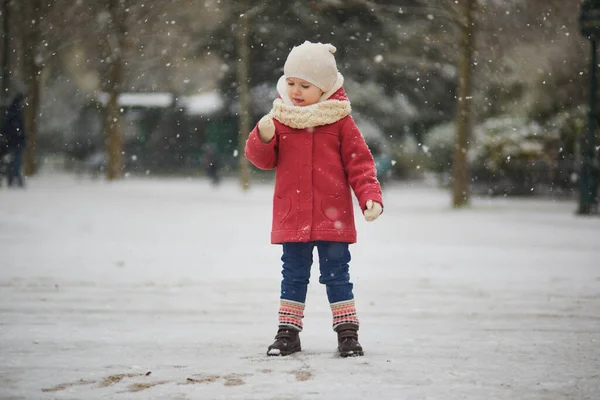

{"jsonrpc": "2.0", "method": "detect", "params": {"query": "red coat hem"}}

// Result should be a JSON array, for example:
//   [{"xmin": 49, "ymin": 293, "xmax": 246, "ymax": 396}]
[{"xmin": 271, "ymin": 230, "xmax": 357, "ymax": 244}]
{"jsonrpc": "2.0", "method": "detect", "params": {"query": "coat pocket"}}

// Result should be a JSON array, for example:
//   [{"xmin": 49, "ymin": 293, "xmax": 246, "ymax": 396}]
[
  {"xmin": 321, "ymin": 194, "xmax": 347, "ymax": 223},
  {"xmin": 274, "ymin": 196, "xmax": 292, "ymax": 223}
]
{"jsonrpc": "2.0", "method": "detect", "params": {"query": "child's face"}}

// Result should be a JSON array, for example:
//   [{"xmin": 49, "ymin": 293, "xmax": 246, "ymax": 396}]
[{"xmin": 286, "ymin": 78, "xmax": 323, "ymax": 107}]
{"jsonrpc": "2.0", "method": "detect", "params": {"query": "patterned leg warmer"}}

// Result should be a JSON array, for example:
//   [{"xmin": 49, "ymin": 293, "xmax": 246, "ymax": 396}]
[
  {"xmin": 278, "ymin": 299, "xmax": 305, "ymax": 331},
  {"xmin": 331, "ymin": 299, "xmax": 359, "ymax": 330}
]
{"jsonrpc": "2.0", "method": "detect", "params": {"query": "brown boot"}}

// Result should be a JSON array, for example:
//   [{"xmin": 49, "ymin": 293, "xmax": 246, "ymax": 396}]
[
  {"xmin": 336, "ymin": 323, "xmax": 364, "ymax": 357},
  {"xmin": 267, "ymin": 326, "xmax": 301, "ymax": 356}
]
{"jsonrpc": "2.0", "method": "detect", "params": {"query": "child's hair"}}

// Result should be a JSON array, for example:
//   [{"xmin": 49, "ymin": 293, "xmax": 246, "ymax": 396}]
[{"xmin": 284, "ymin": 41, "xmax": 339, "ymax": 92}]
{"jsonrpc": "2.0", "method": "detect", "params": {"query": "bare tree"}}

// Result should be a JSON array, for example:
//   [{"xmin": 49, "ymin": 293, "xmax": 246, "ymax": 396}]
[
  {"xmin": 1, "ymin": 0, "xmax": 10, "ymax": 104},
  {"xmin": 18, "ymin": 0, "xmax": 221, "ymax": 177},
  {"xmin": 366, "ymin": 0, "xmax": 476, "ymax": 206},
  {"xmin": 236, "ymin": 0, "xmax": 251, "ymax": 190},
  {"xmin": 101, "ymin": 0, "xmax": 128, "ymax": 180},
  {"xmin": 451, "ymin": 0, "xmax": 476, "ymax": 208},
  {"xmin": 21, "ymin": 0, "xmax": 43, "ymax": 176}
]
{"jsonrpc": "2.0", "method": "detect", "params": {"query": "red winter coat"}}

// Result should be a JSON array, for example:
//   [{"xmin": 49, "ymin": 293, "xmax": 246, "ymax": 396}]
[{"xmin": 245, "ymin": 83, "xmax": 383, "ymax": 244}]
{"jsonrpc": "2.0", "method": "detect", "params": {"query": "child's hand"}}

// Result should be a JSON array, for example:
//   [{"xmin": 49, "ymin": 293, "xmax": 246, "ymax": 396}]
[
  {"xmin": 363, "ymin": 200, "xmax": 382, "ymax": 222},
  {"xmin": 258, "ymin": 115, "xmax": 275, "ymax": 143}
]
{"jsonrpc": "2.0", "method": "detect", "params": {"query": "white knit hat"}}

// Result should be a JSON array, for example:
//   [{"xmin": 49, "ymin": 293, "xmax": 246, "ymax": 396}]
[{"xmin": 283, "ymin": 41, "xmax": 339, "ymax": 92}]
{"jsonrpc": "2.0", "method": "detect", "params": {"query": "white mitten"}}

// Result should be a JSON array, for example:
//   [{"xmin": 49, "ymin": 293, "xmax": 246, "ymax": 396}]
[
  {"xmin": 257, "ymin": 115, "xmax": 275, "ymax": 143},
  {"xmin": 363, "ymin": 200, "xmax": 383, "ymax": 222}
]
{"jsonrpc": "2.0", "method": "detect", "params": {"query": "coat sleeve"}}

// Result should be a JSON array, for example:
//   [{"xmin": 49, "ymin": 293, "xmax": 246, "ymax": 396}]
[
  {"xmin": 340, "ymin": 116, "xmax": 384, "ymax": 211},
  {"xmin": 244, "ymin": 124, "xmax": 278, "ymax": 170}
]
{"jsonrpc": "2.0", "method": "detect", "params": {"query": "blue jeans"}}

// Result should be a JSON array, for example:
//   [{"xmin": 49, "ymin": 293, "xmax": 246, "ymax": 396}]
[{"xmin": 280, "ymin": 241, "xmax": 354, "ymax": 304}]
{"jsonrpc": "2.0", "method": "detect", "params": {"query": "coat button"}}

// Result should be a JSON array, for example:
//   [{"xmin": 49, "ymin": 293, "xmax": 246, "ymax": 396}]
[
  {"xmin": 304, "ymin": 193, "xmax": 311, "ymax": 200},
  {"xmin": 304, "ymin": 165, "xmax": 310, "ymax": 171},
  {"xmin": 304, "ymin": 139, "xmax": 310, "ymax": 145}
]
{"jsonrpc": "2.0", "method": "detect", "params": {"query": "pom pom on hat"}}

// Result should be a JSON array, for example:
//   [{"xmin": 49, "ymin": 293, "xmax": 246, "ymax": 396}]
[{"xmin": 283, "ymin": 41, "xmax": 339, "ymax": 92}]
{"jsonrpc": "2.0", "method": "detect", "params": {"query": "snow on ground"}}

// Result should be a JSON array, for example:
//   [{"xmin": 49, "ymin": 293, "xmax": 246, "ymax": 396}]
[{"xmin": 1, "ymin": 172, "xmax": 599, "ymax": 400}]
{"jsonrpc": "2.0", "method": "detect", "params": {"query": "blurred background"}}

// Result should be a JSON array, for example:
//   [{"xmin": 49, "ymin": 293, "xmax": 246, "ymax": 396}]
[{"xmin": 0, "ymin": 0, "xmax": 597, "ymax": 212}]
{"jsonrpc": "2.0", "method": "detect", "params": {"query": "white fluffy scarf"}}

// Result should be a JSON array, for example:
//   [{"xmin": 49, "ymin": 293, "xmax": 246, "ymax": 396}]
[{"xmin": 270, "ymin": 74, "xmax": 351, "ymax": 129}]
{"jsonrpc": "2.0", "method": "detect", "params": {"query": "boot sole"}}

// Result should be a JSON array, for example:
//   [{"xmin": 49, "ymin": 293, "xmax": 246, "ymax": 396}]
[
  {"xmin": 339, "ymin": 350, "xmax": 364, "ymax": 358},
  {"xmin": 267, "ymin": 346, "xmax": 301, "ymax": 356}
]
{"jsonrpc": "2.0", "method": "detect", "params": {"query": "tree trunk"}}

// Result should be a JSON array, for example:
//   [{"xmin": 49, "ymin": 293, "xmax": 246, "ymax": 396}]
[
  {"xmin": 236, "ymin": 0, "xmax": 251, "ymax": 190},
  {"xmin": 105, "ymin": 88, "xmax": 122, "ymax": 180},
  {"xmin": 1, "ymin": 0, "xmax": 10, "ymax": 103},
  {"xmin": 104, "ymin": 0, "xmax": 126, "ymax": 181},
  {"xmin": 22, "ymin": 0, "xmax": 42, "ymax": 176},
  {"xmin": 451, "ymin": 0, "xmax": 476, "ymax": 208}
]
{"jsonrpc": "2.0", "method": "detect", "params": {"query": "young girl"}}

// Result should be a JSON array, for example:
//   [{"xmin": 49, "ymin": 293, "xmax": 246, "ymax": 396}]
[{"xmin": 244, "ymin": 41, "xmax": 383, "ymax": 357}]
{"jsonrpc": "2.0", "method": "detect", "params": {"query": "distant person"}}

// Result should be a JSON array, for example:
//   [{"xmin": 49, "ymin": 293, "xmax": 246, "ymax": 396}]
[
  {"xmin": 203, "ymin": 143, "xmax": 221, "ymax": 185},
  {"xmin": 244, "ymin": 41, "xmax": 383, "ymax": 357},
  {"xmin": 2, "ymin": 93, "xmax": 26, "ymax": 187}
]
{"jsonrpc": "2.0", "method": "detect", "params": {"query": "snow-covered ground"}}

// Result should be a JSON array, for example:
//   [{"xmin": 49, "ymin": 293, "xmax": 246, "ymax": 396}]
[{"xmin": 1, "ymin": 172, "xmax": 599, "ymax": 400}]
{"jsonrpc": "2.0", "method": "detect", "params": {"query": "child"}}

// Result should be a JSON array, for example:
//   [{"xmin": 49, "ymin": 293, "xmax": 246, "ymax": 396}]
[{"xmin": 244, "ymin": 41, "xmax": 383, "ymax": 357}]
